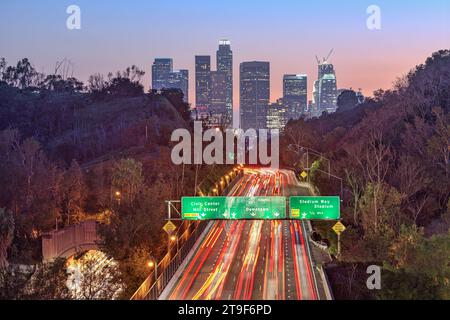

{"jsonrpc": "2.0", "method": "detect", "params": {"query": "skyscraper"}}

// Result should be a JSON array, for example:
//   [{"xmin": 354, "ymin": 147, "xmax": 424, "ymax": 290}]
[
  {"xmin": 152, "ymin": 58, "xmax": 173, "ymax": 90},
  {"xmin": 318, "ymin": 71, "xmax": 337, "ymax": 113},
  {"xmin": 216, "ymin": 40, "xmax": 233, "ymax": 127},
  {"xmin": 240, "ymin": 61, "xmax": 270, "ymax": 130},
  {"xmin": 151, "ymin": 58, "xmax": 188, "ymax": 102},
  {"xmin": 195, "ymin": 56, "xmax": 211, "ymax": 113},
  {"xmin": 266, "ymin": 98, "xmax": 287, "ymax": 131},
  {"xmin": 316, "ymin": 60, "xmax": 338, "ymax": 114},
  {"xmin": 167, "ymin": 69, "xmax": 189, "ymax": 102},
  {"xmin": 210, "ymin": 71, "xmax": 228, "ymax": 125},
  {"xmin": 283, "ymin": 74, "xmax": 307, "ymax": 121}
]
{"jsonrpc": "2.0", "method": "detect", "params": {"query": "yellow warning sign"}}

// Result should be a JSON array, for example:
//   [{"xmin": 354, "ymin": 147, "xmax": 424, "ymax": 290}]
[
  {"xmin": 332, "ymin": 221, "xmax": 346, "ymax": 235},
  {"xmin": 163, "ymin": 221, "xmax": 177, "ymax": 234}
]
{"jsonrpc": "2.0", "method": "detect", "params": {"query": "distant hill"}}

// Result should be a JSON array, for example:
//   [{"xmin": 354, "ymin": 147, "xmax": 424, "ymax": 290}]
[{"xmin": 0, "ymin": 86, "xmax": 189, "ymax": 164}]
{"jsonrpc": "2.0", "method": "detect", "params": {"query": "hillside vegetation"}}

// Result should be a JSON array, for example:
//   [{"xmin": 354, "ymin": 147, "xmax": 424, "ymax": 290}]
[
  {"xmin": 0, "ymin": 61, "xmax": 232, "ymax": 298},
  {"xmin": 281, "ymin": 50, "xmax": 450, "ymax": 299}
]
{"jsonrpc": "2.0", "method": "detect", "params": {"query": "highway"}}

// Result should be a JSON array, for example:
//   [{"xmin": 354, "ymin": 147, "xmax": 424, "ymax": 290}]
[{"xmin": 162, "ymin": 168, "xmax": 319, "ymax": 300}]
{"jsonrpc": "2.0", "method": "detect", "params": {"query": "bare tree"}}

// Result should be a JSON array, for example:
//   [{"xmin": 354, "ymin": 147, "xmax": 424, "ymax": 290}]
[
  {"xmin": 346, "ymin": 129, "xmax": 393, "ymax": 232},
  {"xmin": 67, "ymin": 250, "xmax": 122, "ymax": 300}
]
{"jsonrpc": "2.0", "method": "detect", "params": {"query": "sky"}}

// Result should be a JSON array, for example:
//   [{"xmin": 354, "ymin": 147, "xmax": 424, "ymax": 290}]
[{"xmin": 1, "ymin": 0, "xmax": 449, "ymax": 114}]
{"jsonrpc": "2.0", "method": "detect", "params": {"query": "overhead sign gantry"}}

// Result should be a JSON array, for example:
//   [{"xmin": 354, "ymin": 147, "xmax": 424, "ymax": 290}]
[{"xmin": 181, "ymin": 196, "xmax": 340, "ymax": 220}]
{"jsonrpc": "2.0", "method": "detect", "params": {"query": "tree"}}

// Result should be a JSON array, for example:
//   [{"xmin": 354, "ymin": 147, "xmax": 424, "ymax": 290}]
[
  {"xmin": 22, "ymin": 258, "xmax": 70, "ymax": 299},
  {"xmin": 0, "ymin": 58, "xmax": 6, "ymax": 82},
  {"xmin": 161, "ymin": 88, "xmax": 191, "ymax": 123},
  {"xmin": 2, "ymin": 58, "xmax": 40, "ymax": 89},
  {"xmin": 0, "ymin": 208, "xmax": 14, "ymax": 267},
  {"xmin": 111, "ymin": 158, "xmax": 144, "ymax": 204},
  {"xmin": 40, "ymin": 74, "xmax": 83, "ymax": 93},
  {"xmin": 62, "ymin": 159, "xmax": 87, "ymax": 225},
  {"xmin": 66, "ymin": 250, "xmax": 122, "ymax": 300},
  {"xmin": 86, "ymin": 66, "xmax": 146, "ymax": 98},
  {"xmin": 337, "ymin": 89, "xmax": 359, "ymax": 112},
  {"xmin": 380, "ymin": 232, "xmax": 450, "ymax": 299},
  {"xmin": 427, "ymin": 107, "xmax": 450, "ymax": 179},
  {"xmin": 344, "ymin": 168, "xmax": 364, "ymax": 225},
  {"xmin": 0, "ymin": 266, "xmax": 29, "ymax": 299},
  {"xmin": 346, "ymin": 130, "xmax": 394, "ymax": 233},
  {"xmin": 359, "ymin": 183, "xmax": 402, "ymax": 237},
  {"xmin": 0, "ymin": 130, "xmax": 63, "ymax": 262},
  {"xmin": 87, "ymin": 73, "xmax": 107, "ymax": 93}
]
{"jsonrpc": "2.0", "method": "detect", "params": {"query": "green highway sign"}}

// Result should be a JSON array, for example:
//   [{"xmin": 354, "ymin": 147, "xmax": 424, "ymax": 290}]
[
  {"xmin": 290, "ymin": 196, "xmax": 340, "ymax": 220},
  {"xmin": 182, "ymin": 197, "xmax": 227, "ymax": 220},
  {"xmin": 181, "ymin": 196, "xmax": 286, "ymax": 220}
]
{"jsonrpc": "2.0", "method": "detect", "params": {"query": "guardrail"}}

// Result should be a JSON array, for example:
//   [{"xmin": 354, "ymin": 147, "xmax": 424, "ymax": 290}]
[
  {"xmin": 131, "ymin": 170, "xmax": 243, "ymax": 300},
  {"xmin": 299, "ymin": 179, "xmax": 334, "ymax": 300},
  {"xmin": 130, "ymin": 221, "xmax": 207, "ymax": 300}
]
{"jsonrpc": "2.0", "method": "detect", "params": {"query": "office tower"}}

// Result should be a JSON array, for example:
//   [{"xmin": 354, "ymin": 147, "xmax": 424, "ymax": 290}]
[
  {"xmin": 216, "ymin": 40, "xmax": 233, "ymax": 127},
  {"xmin": 195, "ymin": 56, "xmax": 211, "ymax": 113},
  {"xmin": 151, "ymin": 58, "xmax": 173, "ymax": 90},
  {"xmin": 283, "ymin": 74, "xmax": 307, "ymax": 121},
  {"xmin": 318, "ymin": 71, "xmax": 337, "ymax": 114},
  {"xmin": 266, "ymin": 98, "xmax": 287, "ymax": 131},
  {"xmin": 313, "ymin": 50, "xmax": 338, "ymax": 115},
  {"xmin": 240, "ymin": 61, "xmax": 270, "ymax": 130},
  {"xmin": 210, "ymin": 71, "xmax": 228, "ymax": 125},
  {"xmin": 315, "ymin": 58, "xmax": 338, "ymax": 114},
  {"xmin": 167, "ymin": 69, "xmax": 189, "ymax": 102},
  {"xmin": 151, "ymin": 58, "xmax": 188, "ymax": 102}
]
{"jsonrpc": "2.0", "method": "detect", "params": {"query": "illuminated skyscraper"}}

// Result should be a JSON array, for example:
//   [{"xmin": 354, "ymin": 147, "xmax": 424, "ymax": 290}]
[
  {"xmin": 312, "ymin": 50, "xmax": 338, "ymax": 115},
  {"xmin": 195, "ymin": 55, "xmax": 211, "ymax": 112},
  {"xmin": 209, "ymin": 71, "xmax": 228, "ymax": 126},
  {"xmin": 283, "ymin": 74, "xmax": 307, "ymax": 121},
  {"xmin": 240, "ymin": 61, "xmax": 270, "ymax": 130},
  {"xmin": 316, "ymin": 58, "xmax": 338, "ymax": 114},
  {"xmin": 266, "ymin": 98, "xmax": 287, "ymax": 131},
  {"xmin": 167, "ymin": 69, "xmax": 189, "ymax": 102},
  {"xmin": 318, "ymin": 70, "xmax": 337, "ymax": 114},
  {"xmin": 151, "ymin": 58, "xmax": 173, "ymax": 90},
  {"xmin": 151, "ymin": 58, "xmax": 188, "ymax": 102},
  {"xmin": 216, "ymin": 40, "xmax": 233, "ymax": 127}
]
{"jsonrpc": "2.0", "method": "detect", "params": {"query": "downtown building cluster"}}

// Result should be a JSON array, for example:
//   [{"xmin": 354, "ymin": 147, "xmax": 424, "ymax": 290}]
[{"xmin": 151, "ymin": 40, "xmax": 339, "ymax": 131}]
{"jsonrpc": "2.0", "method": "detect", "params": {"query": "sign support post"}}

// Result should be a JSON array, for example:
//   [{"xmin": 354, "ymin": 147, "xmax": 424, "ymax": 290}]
[{"xmin": 337, "ymin": 233, "xmax": 341, "ymax": 258}]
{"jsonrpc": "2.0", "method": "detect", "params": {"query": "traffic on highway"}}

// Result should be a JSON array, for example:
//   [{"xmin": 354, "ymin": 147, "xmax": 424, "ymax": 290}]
[{"xmin": 162, "ymin": 169, "xmax": 320, "ymax": 300}]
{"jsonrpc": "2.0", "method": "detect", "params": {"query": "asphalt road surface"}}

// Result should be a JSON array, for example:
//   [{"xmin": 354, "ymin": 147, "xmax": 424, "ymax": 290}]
[{"xmin": 166, "ymin": 168, "xmax": 319, "ymax": 300}]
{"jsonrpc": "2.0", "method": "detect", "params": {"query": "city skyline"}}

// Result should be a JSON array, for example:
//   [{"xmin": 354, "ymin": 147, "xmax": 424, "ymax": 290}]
[
  {"xmin": 1, "ymin": 0, "xmax": 448, "ymax": 111},
  {"xmin": 153, "ymin": 45, "xmax": 336, "ymax": 128}
]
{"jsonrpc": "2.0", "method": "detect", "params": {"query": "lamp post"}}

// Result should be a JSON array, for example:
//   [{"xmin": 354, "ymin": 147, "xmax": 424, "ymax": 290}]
[
  {"xmin": 147, "ymin": 255, "xmax": 158, "ymax": 285},
  {"xmin": 114, "ymin": 191, "xmax": 121, "ymax": 205},
  {"xmin": 170, "ymin": 235, "xmax": 179, "ymax": 253},
  {"xmin": 287, "ymin": 144, "xmax": 332, "ymax": 179}
]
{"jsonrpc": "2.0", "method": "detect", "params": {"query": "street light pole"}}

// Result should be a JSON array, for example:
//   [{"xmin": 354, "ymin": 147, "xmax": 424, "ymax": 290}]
[
  {"xmin": 170, "ymin": 235, "xmax": 179, "ymax": 253},
  {"xmin": 148, "ymin": 255, "xmax": 158, "ymax": 285},
  {"xmin": 337, "ymin": 233, "xmax": 341, "ymax": 258},
  {"xmin": 288, "ymin": 144, "xmax": 332, "ymax": 179}
]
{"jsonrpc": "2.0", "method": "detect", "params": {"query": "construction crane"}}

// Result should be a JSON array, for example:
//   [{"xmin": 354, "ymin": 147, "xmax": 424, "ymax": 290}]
[
  {"xmin": 324, "ymin": 48, "xmax": 334, "ymax": 62},
  {"xmin": 316, "ymin": 48, "xmax": 334, "ymax": 64}
]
